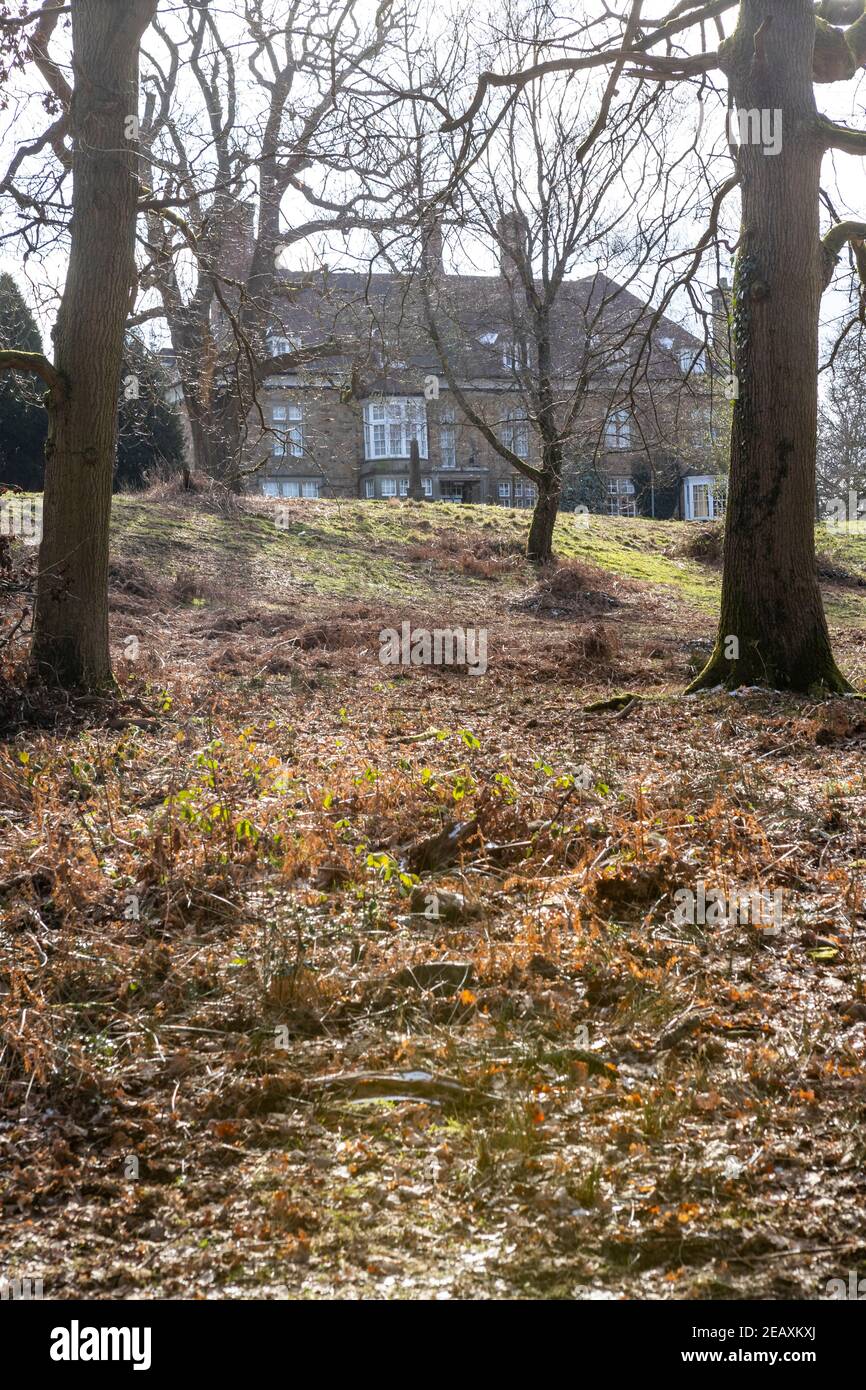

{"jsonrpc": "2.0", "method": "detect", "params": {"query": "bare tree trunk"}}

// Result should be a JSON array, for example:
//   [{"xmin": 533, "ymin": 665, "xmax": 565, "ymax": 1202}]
[
  {"xmin": 525, "ymin": 425, "xmax": 562, "ymax": 565},
  {"xmin": 31, "ymin": 0, "xmax": 156, "ymax": 689},
  {"xmin": 185, "ymin": 382, "xmax": 242, "ymax": 486},
  {"xmin": 527, "ymin": 470, "xmax": 561, "ymax": 566},
  {"xmin": 690, "ymin": 0, "xmax": 849, "ymax": 692}
]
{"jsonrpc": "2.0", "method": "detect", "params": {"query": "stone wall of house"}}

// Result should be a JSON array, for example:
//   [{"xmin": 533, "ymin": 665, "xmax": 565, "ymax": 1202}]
[{"xmin": 249, "ymin": 370, "xmax": 720, "ymax": 517}]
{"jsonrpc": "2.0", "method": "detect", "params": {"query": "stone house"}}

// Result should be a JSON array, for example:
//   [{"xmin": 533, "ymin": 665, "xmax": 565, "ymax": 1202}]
[{"xmin": 241, "ymin": 235, "xmax": 729, "ymax": 519}]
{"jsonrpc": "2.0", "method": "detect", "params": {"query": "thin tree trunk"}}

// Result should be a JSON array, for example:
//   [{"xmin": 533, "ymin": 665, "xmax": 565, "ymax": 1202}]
[
  {"xmin": 31, "ymin": 0, "xmax": 157, "ymax": 689},
  {"xmin": 527, "ymin": 471, "xmax": 561, "ymax": 566},
  {"xmin": 690, "ymin": 0, "xmax": 850, "ymax": 693},
  {"xmin": 408, "ymin": 438, "xmax": 424, "ymax": 500}
]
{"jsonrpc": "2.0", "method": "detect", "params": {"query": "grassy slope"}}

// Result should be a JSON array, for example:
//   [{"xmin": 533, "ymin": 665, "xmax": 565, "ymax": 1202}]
[{"xmin": 110, "ymin": 494, "xmax": 866, "ymax": 622}]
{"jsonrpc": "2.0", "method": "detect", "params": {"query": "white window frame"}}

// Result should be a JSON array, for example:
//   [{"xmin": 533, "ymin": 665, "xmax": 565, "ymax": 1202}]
[
  {"xmin": 271, "ymin": 402, "xmax": 303, "ymax": 458},
  {"xmin": 439, "ymin": 404, "xmax": 457, "ymax": 469},
  {"xmin": 683, "ymin": 475, "xmax": 716, "ymax": 521},
  {"xmin": 513, "ymin": 478, "xmax": 538, "ymax": 508},
  {"xmin": 605, "ymin": 409, "xmax": 632, "ymax": 450},
  {"xmin": 262, "ymin": 478, "xmax": 320, "ymax": 499},
  {"xmin": 501, "ymin": 408, "xmax": 530, "ymax": 459},
  {"xmin": 678, "ymin": 347, "xmax": 706, "ymax": 374},
  {"xmin": 392, "ymin": 476, "xmax": 434, "ymax": 497},
  {"xmin": 502, "ymin": 338, "xmax": 531, "ymax": 371},
  {"xmin": 363, "ymin": 398, "xmax": 428, "ymax": 460},
  {"xmin": 607, "ymin": 476, "xmax": 636, "ymax": 517},
  {"xmin": 380, "ymin": 477, "xmax": 398, "ymax": 497},
  {"xmin": 267, "ymin": 334, "xmax": 294, "ymax": 358},
  {"xmin": 498, "ymin": 481, "xmax": 511, "ymax": 504}
]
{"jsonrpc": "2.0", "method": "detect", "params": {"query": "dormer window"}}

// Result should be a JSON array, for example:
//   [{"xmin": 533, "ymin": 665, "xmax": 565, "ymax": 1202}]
[
  {"xmin": 267, "ymin": 334, "xmax": 295, "ymax": 358},
  {"xmin": 678, "ymin": 347, "xmax": 706, "ymax": 374}
]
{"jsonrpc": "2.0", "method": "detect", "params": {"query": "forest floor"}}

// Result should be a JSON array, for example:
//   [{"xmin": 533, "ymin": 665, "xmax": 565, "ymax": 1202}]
[{"xmin": 1, "ymin": 490, "xmax": 866, "ymax": 1300}]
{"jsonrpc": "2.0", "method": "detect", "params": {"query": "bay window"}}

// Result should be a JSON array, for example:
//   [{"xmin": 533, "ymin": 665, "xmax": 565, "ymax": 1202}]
[{"xmin": 363, "ymin": 398, "xmax": 428, "ymax": 459}]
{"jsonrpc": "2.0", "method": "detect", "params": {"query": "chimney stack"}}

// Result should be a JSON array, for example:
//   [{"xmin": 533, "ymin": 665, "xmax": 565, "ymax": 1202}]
[
  {"xmin": 420, "ymin": 210, "xmax": 444, "ymax": 274},
  {"xmin": 709, "ymin": 276, "xmax": 732, "ymax": 373},
  {"xmin": 497, "ymin": 209, "xmax": 530, "ymax": 280},
  {"xmin": 220, "ymin": 200, "xmax": 256, "ymax": 286}
]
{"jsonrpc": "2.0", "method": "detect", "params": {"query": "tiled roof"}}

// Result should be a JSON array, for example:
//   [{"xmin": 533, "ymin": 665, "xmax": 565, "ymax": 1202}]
[{"xmin": 267, "ymin": 266, "xmax": 707, "ymax": 386}]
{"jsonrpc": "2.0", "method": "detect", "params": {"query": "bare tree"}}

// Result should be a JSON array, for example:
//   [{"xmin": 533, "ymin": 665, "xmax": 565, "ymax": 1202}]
[
  {"xmin": 0, "ymin": 0, "xmax": 157, "ymax": 688},
  {"xmin": 439, "ymin": 0, "xmax": 866, "ymax": 691},
  {"xmin": 817, "ymin": 327, "xmax": 866, "ymax": 519},
  {"xmin": 375, "ymin": 2, "xmax": 719, "ymax": 563},
  {"xmin": 136, "ymin": 0, "xmax": 409, "ymax": 487}
]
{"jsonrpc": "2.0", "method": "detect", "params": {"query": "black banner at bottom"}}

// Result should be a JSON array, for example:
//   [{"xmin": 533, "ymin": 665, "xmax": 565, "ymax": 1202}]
[{"xmin": 1, "ymin": 1297, "xmax": 857, "ymax": 1378}]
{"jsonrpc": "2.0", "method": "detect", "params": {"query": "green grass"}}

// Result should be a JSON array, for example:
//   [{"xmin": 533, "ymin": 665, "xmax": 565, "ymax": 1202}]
[
  {"xmin": 109, "ymin": 495, "xmax": 724, "ymax": 609},
  {"xmin": 94, "ymin": 493, "xmax": 866, "ymax": 629}
]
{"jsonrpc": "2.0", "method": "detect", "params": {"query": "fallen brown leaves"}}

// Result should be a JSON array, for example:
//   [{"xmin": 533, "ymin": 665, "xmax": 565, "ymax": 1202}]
[{"xmin": 1, "ymin": 499, "xmax": 865, "ymax": 1299}]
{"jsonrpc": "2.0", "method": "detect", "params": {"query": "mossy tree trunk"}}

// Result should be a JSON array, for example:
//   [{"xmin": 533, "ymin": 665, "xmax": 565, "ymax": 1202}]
[{"xmin": 690, "ymin": 0, "xmax": 850, "ymax": 693}]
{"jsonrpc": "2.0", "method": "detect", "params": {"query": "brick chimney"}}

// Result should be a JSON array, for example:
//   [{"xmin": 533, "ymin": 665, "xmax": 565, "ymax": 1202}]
[
  {"xmin": 420, "ymin": 210, "xmax": 444, "ymax": 274},
  {"xmin": 709, "ymin": 275, "xmax": 732, "ymax": 372},
  {"xmin": 220, "ymin": 199, "xmax": 256, "ymax": 286},
  {"xmin": 496, "ymin": 209, "xmax": 530, "ymax": 280}
]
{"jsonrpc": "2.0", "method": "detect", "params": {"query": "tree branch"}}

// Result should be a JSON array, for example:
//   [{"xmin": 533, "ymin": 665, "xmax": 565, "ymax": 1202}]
[
  {"xmin": 27, "ymin": 0, "xmax": 72, "ymax": 108},
  {"xmin": 440, "ymin": 1, "xmax": 729, "ymax": 131},
  {"xmin": 0, "ymin": 350, "xmax": 67, "ymax": 401},
  {"xmin": 821, "ymin": 219, "xmax": 866, "ymax": 298},
  {"xmin": 818, "ymin": 114, "xmax": 866, "ymax": 151},
  {"xmin": 0, "ymin": 3, "xmax": 68, "ymax": 30}
]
